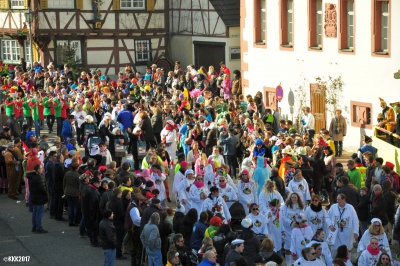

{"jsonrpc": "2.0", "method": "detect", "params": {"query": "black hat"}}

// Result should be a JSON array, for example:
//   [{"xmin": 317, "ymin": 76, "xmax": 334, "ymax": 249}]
[
  {"xmin": 90, "ymin": 177, "xmax": 101, "ymax": 184},
  {"xmin": 145, "ymin": 180, "xmax": 154, "ymax": 188},
  {"xmin": 103, "ymin": 209, "xmax": 113, "ymax": 219},
  {"xmin": 151, "ymin": 198, "xmax": 160, "ymax": 205},
  {"xmin": 335, "ymin": 163, "xmax": 343, "ymax": 168},
  {"xmin": 210, "ymin": 186, "xmax": 219, "ymax": 193},
  {"xmin": 133, "ymin": 178, "xmax": 143, "ymax": 188},
  {"xmin": 151, "ymin": 164, "xmax": 162, "ymax": 171},
  {"xmin": 294, "ymin": 139, "xmax": 302, "ymax": 146}
]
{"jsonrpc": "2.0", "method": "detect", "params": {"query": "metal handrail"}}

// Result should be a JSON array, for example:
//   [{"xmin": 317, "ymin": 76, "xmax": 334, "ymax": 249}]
[{"xmin": 374, "ymin": 126, "xmax": 400, "ymax": 140}]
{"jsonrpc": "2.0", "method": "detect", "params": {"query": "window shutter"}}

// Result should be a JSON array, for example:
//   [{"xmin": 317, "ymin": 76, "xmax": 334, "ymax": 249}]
[
  {"xmin": 0, "ymin": 0, "xmax": 10, "ymax": 9},
  {"xmin": 40, "ymin": 0, "xmax": 48, "ymax": 9},
  {"xmin": 147, "ymin": 0, "xmax": 155, "ymax": 11},
  {"xmin": 113, "ymin": 0, "xmax": 120, "ymax": 10},
  {"xmin": 24, "ymin": 0, "xmax": 28, "ymax": 9},
  {"xmin": 76, "ymin": 0, "xmax": 83, "ymax": 9}
]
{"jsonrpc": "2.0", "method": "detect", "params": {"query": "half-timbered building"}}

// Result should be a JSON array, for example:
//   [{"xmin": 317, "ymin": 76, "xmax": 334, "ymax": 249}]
[{"xmin": 0, "ymin": 0, "xmax": 170, "ymax": 75}]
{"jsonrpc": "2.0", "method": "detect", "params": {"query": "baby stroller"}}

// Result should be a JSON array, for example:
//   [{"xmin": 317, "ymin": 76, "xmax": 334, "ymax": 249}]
[
  {"xmin": 85, "ymin": 134, "xmax": 101, "ymax": 157},
  {"xmin": 229, "ymin": 202, "xmax": 246, "ymax": 234}
]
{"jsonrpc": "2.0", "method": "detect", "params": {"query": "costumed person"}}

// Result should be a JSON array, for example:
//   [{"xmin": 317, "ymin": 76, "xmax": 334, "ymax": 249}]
[
  {"xmin": 246, "ymin": 203, "xmax": 269, "ymax": 237},
  {"xmin": 172, "ymin": 160, "xmax": 188, "ymax": 205},
  {"xmin": 305, "ymin": 194, "xmax": 331, "ymax": 234},
  {"xmin": 378, "ymin": 98, "xmax": 396, "ymax": 133},
  {"xmin": 177, "ymin": 168, "xmax": 195, "ymax": 214},
  {"xmin": 358, "ymin": 236, "xmax": 382, "ymax": 266},
  {"xmin": 358, "ymin": 218, "xmax": 391, "ymax": 258},
  {"xmin": 290, "ymin": 213, "xmax": 314, "ymax": 262},
  {"xmin": 265, "ymin": 199, "xmax": 284, "ymax": 257},
  {"xmin": 160, "ymin": 120, "xmax": 177, "ymax": 162},
  {"xmin": 253, "ymin": 156, "xmax": 270, "ymax": 196},
  {"xmin": 357, "ymin": 135, "xmax": 377, "ymax": 164},
  {"xmin": 150, "ymin": 164, "xmax": 167, "ymax": 206},
  {"xmin": 259, "ymin": 179, "xmax": 284, "ymax": 216},
  {"xmin": 279, "ymin": 146, "xmax": 294, "ymax": 181},
  {"xmin": 202, "ymin": 186, "xmax": 232, "ymax": 223},
  {"xmin": 287, "ymin": 169, "xmax": 311, "ymax": 208},
  {"xmin": 188, "ymin": 174, "xmax": 209, "ymax": 217},
  {"xmin": 327, "ymin": 193, "xmax": 359, "ymax": 256},
  {"xmin": 216, "ymin": 175, "xmax": 238, "ymax": 209},
  {"xmin": 294, "ymin": 246, "xmax": 325, "ymax": 266},
  {"xmin": 308, "ymin": 229, "xmax": 334, "ymax": 266},
  {"xmin": 203, "ymin": 163, "xmax": 216, "ymax": 189},
  {"xmin": 207, "ymin": 146, "xmax": 225, "ymax": 169},
  {"xmin": 4, "ymin": 142, "xmax": 21, "ymax": 200},
  {"xmin": 281, "ymin": 193, "xmax": 305, "ymax": 265},
  {"xmin": 237, "ymin": 169, "xmax": 258, "ymax": 215}
]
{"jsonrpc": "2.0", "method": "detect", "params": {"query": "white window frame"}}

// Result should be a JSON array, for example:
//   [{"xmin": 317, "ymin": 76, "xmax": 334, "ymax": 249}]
[
  {"xmin": 346, "ymin": 0, "xmax": 354, "ymax": 49},
  {"xmin": 120, "ymin": 0, "xmax": 145, "ymax": 10},
  {"xmin": 48, "ymin": 0, "xmax": 74, "ymax": 9},
  {"xmin": 260, "ymin": 0, "xmax": 266, "ymax": 43},
  {"xmin": 56, "ymin": 40, "xmax": 82, "ymax": 62},
  {"xmin": 316, "ymin": 0, "xmax": 322, "ymax": 47},
  {"xmin": 134, "ymin": 40, "xmax": 151, "ymax": 63},
  {"xmin": 11, "ymin": 0, "xmax": 25, "ymax": 9},
  {"xmin": 1, "ymin": 39, "xmax": 21, "ymax": 63},
  {"xmin": 287, "ymin": 0, "xmax": 293, "ymax": 45},
  {"xmin": 24, "ymin": 40, "xmax": 32, "ymax": 63},
  {"xmin": 381, "ymin": 1, "xmax": 389, "ymax": 52}
]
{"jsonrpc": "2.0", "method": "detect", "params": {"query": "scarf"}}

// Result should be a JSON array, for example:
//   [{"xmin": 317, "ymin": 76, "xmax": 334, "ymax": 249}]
[
  {"xmin": 367, "ymin": 244, "xmax": 380, "ymax": 255},
  {"xmin": 194, "ymin": 180, "xmax": 204, "ymax": 188},
  {"xmin": 310, "ymin": 203, "xmax": 322, "ymax": 212}
]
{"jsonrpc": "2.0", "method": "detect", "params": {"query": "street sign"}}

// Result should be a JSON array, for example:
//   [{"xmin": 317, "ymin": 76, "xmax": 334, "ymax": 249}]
[{"xmin": 276, "ymin": 85, "xmax": 284, "ymax": 101}]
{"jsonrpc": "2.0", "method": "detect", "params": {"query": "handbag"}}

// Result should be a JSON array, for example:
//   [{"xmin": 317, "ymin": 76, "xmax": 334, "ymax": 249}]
[
  {"xmin": 325, "ymin": 228, "xmax": 338, "ymax": 245},
  {"xmin": 137, "ymin": 140, "xmax": 147, "ymax": 159}
]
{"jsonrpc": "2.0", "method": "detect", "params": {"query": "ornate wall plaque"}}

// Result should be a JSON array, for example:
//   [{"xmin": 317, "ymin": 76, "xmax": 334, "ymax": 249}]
[{"xmin": 324, "ymin": 3, "xmax": 337, "ymax": 38}]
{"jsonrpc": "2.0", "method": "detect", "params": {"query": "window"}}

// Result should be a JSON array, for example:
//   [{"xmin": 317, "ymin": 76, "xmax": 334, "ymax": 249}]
[
  {"xmin": 372, "ymin": 0, "xmax": 390, "ymax": 55},
  {"xmin": 339, "ymin": 0, "xmax": 354, "ymax": 52},
  {"xmin": 309, "ymin": 0, "xmax": 323, "ymax": 49},
  {"xmin": 48, "ymin": 0, "xmax": 74, "ymax": 9},
  {"xmin": 280, "ymin": 0, "xmax": 293, "ymax": 48},
  {"xmin": 134, "ymin": 40, "xmax": 151, "ymax": 64},
  {"xmin": 254, "ymin": 0, "xmax": 267, "ymax": 45},
  {"xmin": 121, "ymin": 0, "xmax": 145, "ymax": 9},
  {"xmin": 351, "ymin": 101, "xmax": 372, "ymax": 129},
  {"xmin": 56, "ymin": 40, "xmax": 82, "ymax": 63},
  {"xmin": 1, "ymin": 40, "xmax": 21, "ymax": 63},
  {"xmin": 263, "ymin": 87, "xmax": 277, "ymax": 111},
  {"xmin": 24, "ymin": 40, "xmax": 32, "ymax": 63},
  {"xmin": 11, "ymin": 0, "xmax": 25, "ymax": 9}
]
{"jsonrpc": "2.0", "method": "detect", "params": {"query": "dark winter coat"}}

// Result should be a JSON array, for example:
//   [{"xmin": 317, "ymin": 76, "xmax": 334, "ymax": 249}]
[
  {"xmin": 151, "ymin": 112, "xmax": 163, "ymax": 135},
  {"xmin": 370, "ymin": 194, "xmax": 388, "ymax": 226},
  {"xmin": 140, "ymin": 116, "xmax": 155, "ymax": 142},
  {"xmin": 140, "ymin": 204, "xmax": 162, "ymax": 232},
  {"xmin": 54, "ymin": 161, "xmax": 65, "ymax": 194},
  {"xmin": 27, "ymin": 171, "xmax": 48, "ymax": 205},
  {"xmin": 190, "ymin": 220, "xmax": 208, "ymax": 250},
  {"xmin": 99, "ymin": 218, "xmax": 117, "ymax": 249},
  {"xmin": 106, "ymin": 195, "xmax": 125, "ymax": 227},
  {"xmin": 357, "ymin": 195, "xmax": 370, "ymax": 222},
  {"xmin": 239, "ymin": 228, "xmax": 262, "ymax": 266},
  {"xmin": 82, "ymin": 184, "xmax": 100, "ymax": 229}
]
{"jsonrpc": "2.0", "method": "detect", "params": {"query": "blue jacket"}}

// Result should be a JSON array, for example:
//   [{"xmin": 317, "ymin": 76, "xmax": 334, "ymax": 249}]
[
  {"xmin": 198, "ymin": 259, "xmax": 216, "ymax": 266},
  {"xmin": 253, "ymin": 156, "xmax": 270, "ymax": 196},
  {"xmin": 117, "ymin": 109, "xmax": 134, "ymax": 130},
  {"xmin": 190, "ymin": 220, "xmax": 208, "ymax": 250},
  {"xmin": 61, "ymin": 120, "xmax": 73, "ymax": 141},
  {"xmin": 219, "ymin": 133, "xmax": 238, "ymax": 156}
]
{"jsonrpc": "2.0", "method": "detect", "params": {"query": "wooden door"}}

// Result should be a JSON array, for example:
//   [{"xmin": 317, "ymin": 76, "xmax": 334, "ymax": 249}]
[
  {"xmin": 194, "ymin": 41, "xmax": 225, "ymax": 69},
  {"xmin": 310, "ymin": 83, "xmax": 326, "ymax": 133}
]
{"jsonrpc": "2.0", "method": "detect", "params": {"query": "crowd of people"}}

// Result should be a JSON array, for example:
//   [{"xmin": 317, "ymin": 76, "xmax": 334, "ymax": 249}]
[{"xmin": 0, "ymin": 59, "xmax": 400, "ymax": 266}]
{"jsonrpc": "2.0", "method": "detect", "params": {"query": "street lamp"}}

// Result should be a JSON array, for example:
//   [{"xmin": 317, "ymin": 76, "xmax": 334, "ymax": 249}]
[{"xmin": 24, "ymin": 6, "xmax": 34, "ymax": 66}]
